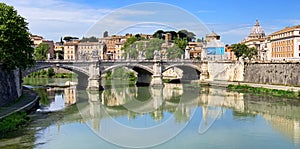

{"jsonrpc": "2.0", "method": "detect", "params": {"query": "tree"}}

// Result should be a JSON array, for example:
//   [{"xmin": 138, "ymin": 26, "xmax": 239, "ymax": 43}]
[
  {"xmin": 80, "ymin": 36, "xmax": 98, "ymax": 42},
  {"xmin": 145, "ymin": 38, "xmax": 164, "ymax": 59},
  {"xmin": 122, "ymin": 36, "xmax": 139, "ymax": 59},
  {"xmin": 103, "ymin": 31, "xmax": 108, "ymax": 38},
  {"xmin": 47, "ymin": 68, "xmax": 55, "ymax": 77},
  {"xmin": 231, "ymin": 43, "xmax": 247, "ymax": 60},
  {"xmin": 0, "ymin": 3, "xmax": 34, "ymax": 70},
  {"xmin": 177, "ymin": 29, "xmax": 196, "ymax": 42},
  {"xmin": 34, "ymin": 43, "xmax": 50, "ymax": 60},
  {"xmin": 166, "ymin": 45, "xmax": 184, "ymax": 59},
  {"xmin": 63, "ymin": 36, "xmax": 79, "ymax": 42},
  {"xmin": 231, "ymin": 43, "xmax": 257, "ymax": 60},
  {"xmin": 153, "ymin": 30, "xmax": 164, "ymax": 39},
  {"xmin": 174, "ymin": 37, "xmax": 187, "ymax": 50},
  {"xmin": 244, "ymin": 47, "xmax": 258, "ymax": 60}
]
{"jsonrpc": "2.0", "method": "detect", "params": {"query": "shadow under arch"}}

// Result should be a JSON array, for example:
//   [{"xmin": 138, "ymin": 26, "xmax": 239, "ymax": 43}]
[
  {"xmin": 101, "ymin": 63, "xmax": 154, "ymax": 86},
  {"xmin": 22, "ymin": 65, "xmax": 90, "ymax": 89},
  {"xmin": 163, "ymin": 64, "xmax": 202, "ymax": 82}
]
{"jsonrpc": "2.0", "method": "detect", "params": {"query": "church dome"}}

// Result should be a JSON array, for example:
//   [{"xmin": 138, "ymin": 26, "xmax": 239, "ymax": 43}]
[{"xmin": 248, "ymin": 20, "xmax": 265, "ymax": 39}]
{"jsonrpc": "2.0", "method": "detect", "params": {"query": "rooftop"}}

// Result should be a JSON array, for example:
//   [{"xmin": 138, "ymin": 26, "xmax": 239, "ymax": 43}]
[{"xmin": 270, "ymin": 25, "xmax": 300, "ymax": 36}]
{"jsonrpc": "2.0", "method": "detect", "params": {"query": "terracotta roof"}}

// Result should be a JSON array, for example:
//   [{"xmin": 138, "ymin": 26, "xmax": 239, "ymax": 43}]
[{"xmin": 270, "ymin": 25, "xmax": 300, "ymax": 36}]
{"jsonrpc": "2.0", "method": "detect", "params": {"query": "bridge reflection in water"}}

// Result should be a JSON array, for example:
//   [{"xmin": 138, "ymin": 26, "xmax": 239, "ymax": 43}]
[
  {"xmin": 54, "ymin": 83, "xmax": 298, "ymax": 145},
  {"xmin": 34, "ymin": 79, "xmax": 300, "ymax": 147}
]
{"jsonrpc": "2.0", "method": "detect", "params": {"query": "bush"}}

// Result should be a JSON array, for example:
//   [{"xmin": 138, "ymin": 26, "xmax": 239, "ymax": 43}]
[
  {"xmin": 47, "ymin": 68, "xmax": 55, "ymax": 77},
  {"xmin": 0, "ymin": 112, "xmax": 30, "ymax": 134}
]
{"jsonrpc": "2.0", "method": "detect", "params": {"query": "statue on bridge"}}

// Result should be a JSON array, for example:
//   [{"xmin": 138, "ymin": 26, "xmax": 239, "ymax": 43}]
[{"xmin": 153, "ymin": 50, "xmax": 161, "ymax": 60}]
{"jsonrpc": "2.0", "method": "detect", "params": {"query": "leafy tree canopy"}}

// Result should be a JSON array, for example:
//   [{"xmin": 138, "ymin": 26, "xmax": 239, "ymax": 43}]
[
  {"xmin": 145, "ymin": 38, "xmax": 164, "ymax": 60},
  {"xmin": 0, "ymin": 3, "xmax": 34, "ymax": 70},
  {"xmin": 166, "ymin": 45, "xmax": 184, "ymax": 59},
  {"xmin": 231, "ymin": 43, "xmax": 257, "ymax": 60},
  {"xmin": 80, "ymin": 36, "xmax": 98, "ymax": 42},
  {"xmin": 34, "ymin": 43, "xmax": 50, "ymax": 61},
  {"xmin": 63, "ymin": 36, "xmax": 79, "ymax": 42}
]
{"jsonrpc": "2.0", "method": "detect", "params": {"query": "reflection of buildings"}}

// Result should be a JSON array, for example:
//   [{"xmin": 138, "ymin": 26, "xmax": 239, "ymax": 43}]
[
  {"xmin": 64, "ymin": 86, "xmax": 77, "ymax": 105},
  {"xmin": 264, "ymin": 114, "xmax": 300, "ymax": 144}
]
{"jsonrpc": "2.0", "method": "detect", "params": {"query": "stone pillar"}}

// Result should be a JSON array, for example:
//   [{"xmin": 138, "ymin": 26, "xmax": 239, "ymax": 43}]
[
  {"xmin": 56, "ymin": 53, "xmax": 59, "ymax": 60},
  {"xmin": 87, "ymin": 63, "xmax": 104, "ymax": 90},
  {"xmin": 185, "ymin": 46, "xmax": 190, "ymax": 59},
  {"xmin": 150, "ymin": 60, "xmax": 164, "ymax": 87}
]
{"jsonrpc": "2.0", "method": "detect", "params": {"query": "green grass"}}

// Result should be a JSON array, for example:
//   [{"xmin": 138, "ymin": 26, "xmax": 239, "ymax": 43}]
[
  {"xmin": 227, "ymin": 84, "xmax": 299, "ymax": 99},
  {"xmin": 0, "ymin": 112, "xmax": 30, "ymax": 134}
]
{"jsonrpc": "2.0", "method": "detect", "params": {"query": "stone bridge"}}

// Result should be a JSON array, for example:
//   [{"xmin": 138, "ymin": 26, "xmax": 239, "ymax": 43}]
[
  {"xmin": 98, "ymin": 59, "xmax": 209, "ymax": 89},
  {"xmin": 22, "ymin": 60, "xmax": 244, "ymax": 90}
]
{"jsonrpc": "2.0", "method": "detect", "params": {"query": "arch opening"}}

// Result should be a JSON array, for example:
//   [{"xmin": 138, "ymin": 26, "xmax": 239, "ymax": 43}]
[
  {"xmin": 163, "ymin": 64, "xmax": 201, "ymax": 83},
  {"xmin": 101, "ymin": 64, "xmax": 154, "ymax": 86}
]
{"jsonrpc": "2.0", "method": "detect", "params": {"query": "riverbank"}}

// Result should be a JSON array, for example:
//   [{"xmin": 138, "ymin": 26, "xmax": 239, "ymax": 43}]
[
  {"xmin": 205, "ymin": 80, "xmax": 300, "ymax": 92},
  {"xmin": 0, "ymin": 87, "xmax": 39, "ymax": 134}
]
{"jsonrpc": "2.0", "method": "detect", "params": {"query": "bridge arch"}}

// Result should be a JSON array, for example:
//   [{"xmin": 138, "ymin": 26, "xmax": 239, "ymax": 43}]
[
  {"xmin": 22, "ymin": 64, "xmax": 89, "ymax": 78},
  {"xmin": 163, "ymin": 63, "xmax": 202, "ymax": 80},
  {"xmin": 163, "ymin": 63, "xmax": 202, "ymax": 73},
  {"xmin": 101, "ymin": 63, "xmax": 154, "ymax": 75}
]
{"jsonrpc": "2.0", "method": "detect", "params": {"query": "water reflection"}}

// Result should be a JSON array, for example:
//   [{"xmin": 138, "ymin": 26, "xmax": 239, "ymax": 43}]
[
  {"xmin": 35, "ymin": 86, "xmax": 77, "ymax": 112},
  {"xmin": 2, "ymin": 78, "xmax": 300, "ymax": 148}
]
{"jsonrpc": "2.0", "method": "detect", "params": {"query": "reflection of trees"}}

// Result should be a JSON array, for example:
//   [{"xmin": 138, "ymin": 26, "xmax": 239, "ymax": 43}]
[{"xmin": 34, "ymin": 88, "xmax": 50, "ymax": 106}]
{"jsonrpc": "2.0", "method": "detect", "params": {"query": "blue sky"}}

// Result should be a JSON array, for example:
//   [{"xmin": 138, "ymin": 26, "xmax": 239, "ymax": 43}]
[{"xmin": 3, "ymin": 0, "xmax": 300, "ymax": 44}]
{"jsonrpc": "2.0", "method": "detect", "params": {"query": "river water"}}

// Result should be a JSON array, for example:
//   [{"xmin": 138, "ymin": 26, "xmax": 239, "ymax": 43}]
[{"xmin": 1, "ymin": 78, "xmax": 300, "ymax": 149}]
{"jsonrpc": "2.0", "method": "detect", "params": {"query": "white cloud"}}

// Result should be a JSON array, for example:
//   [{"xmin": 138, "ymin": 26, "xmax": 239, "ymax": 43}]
[{"xmin": 197, "ymin": 10, "xmax": 216, "ymax": 13}]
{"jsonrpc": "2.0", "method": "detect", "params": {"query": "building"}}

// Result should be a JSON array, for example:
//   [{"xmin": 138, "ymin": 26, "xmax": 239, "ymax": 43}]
[
  {"xmin": 99, "ymin": 35, "xmax": 127, "ymax": 59},
  {"xmin": 42, "ymin": 40, "xmax": 55, "ymax": 59},
  {"xmin": 30, "ymin": 34, "xmax": 55, "ymax": 59},
  {"xmin": 64, "ymin": 41, "xmax": 79, "ymax": 60},
  {"xmin": 225, "ymin": 45, "xmax": 236, "ymax": 60},
  {"xmin": 78, "ymin": 42, "xmax": 104, "ymax": 60},
  {"xmin": 269, "ymin": 25, "xmax": 300, "ymax": 61},
  {"xmin": 242, "ymin": 20, "xmax": 266, "ymax": 60},
  {"xmin": 30, "ymin": 34, "xmax": 43, "ymax": 47},
  {"xmin": 205, "ymin": 31, "xmax": 227, "ymax": 60},
  {"xmin": 187, "ymin": 42, "xmax": 204, "ymax": 59}
]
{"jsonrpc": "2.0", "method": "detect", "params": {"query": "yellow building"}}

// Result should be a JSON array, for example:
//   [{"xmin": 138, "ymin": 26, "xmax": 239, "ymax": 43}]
[
  {"xmin": 99, "ymin": 36, "xmax": 127, "ymax": 60},
  {"xmin": 64, "ymin": 41, "xmax": 78, "ymax": 60},
  {"xmin": 78, "ymin": 42, "xmax": 104, "ymax": 60},
  {"xmin": 270, "ymin": 25, "xmax": 300, "ymax": 60}
]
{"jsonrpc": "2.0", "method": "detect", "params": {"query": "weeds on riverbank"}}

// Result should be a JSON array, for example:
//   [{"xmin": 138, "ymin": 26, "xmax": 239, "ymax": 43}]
[
  {"xmin": 0, "ymin": 112, "xmax": 30, "ymax": 134},
  {"xmin": 227, "ymin": 84, "xmax": 299, "ymax": 99}
]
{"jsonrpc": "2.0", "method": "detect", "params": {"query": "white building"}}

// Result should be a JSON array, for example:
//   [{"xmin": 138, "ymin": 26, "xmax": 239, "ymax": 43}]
[{"xmin": 269, "ymin": 25, "xmax": 300, "ymax": 61}]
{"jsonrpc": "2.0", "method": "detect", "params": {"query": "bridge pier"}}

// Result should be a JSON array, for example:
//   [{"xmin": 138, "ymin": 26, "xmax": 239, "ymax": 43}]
[
  {"xmin": 150, "ymin": 61, "xmax": 164, "ymax": 87},
  {"xmin": 87, "ymin": 77, "xmax": 103, "ymax": 90},
  {"xmin": 87, "ymin": 63, "xmax": 103, "ymax": 90}
]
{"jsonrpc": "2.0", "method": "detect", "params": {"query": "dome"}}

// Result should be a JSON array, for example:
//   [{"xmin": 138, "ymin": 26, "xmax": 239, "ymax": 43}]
[{"xmin": 248, "ymin": 20, "xmax": 265, "ymax": 39}]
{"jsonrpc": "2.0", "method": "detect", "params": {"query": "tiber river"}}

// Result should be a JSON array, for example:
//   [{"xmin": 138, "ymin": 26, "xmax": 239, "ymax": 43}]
[{"xmin": 1, "ymin": 77, "xmax": 300, "ymax": 149}]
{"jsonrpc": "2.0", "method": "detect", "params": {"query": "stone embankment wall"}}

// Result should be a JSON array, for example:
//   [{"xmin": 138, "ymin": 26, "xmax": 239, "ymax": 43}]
[
  {"xmin": 208, "ymin": 61, "xmax": 244, "ymax": 82},
  {"xmin": 244, "ymin": 62, "xmax": 300, "ymax": 86},
  {"xmin": 0, "ymin": 66, "xmax": 22, "ymax": 106}
]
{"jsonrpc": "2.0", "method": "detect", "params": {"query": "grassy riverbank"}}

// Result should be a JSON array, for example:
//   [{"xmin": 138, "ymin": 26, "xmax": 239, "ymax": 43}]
[
  {"xmin": 0, "ymin": 112, "xmax": 30, "ymax": 135},
  {"xmin": 227, "ymin": 84, "xmax": 300, "ymax": 99}
]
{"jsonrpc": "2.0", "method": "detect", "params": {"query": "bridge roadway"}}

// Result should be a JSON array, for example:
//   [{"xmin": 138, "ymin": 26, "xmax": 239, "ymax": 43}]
[{"xmin": 22, "ymin": 59, "xmax": 242, "ymax": 90}]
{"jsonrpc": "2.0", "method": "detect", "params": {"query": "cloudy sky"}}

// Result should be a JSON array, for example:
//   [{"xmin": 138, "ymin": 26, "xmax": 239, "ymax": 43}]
[{"xmin": 3, "ymin": 0, "xmax": 300, "ymax": 44}]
